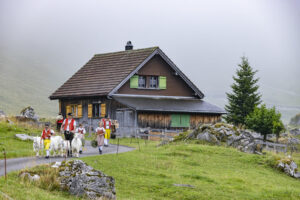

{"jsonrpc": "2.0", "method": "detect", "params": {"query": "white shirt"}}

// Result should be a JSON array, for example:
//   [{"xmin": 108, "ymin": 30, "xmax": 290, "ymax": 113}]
[
  {"xmin": 62, "ymin": 119, "xmax": 77, "ymax": 131},
  {"xmin": 76, "ymin": 127, "xmax": 86, "ymax": 134}
]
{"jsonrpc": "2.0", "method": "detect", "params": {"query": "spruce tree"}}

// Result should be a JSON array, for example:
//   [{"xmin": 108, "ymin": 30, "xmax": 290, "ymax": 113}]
[{"xmin": 224, "ymin": 56, "xmax": 261, "ymax": 125}]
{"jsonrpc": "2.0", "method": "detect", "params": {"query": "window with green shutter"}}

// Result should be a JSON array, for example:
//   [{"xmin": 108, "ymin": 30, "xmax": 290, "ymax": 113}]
[
  {"xmin": 171, "ymin": 114, "xmax": 190, "ymax": 127},
  {"xmin": 159, "ymin": 76, "xmax": 167, "ymax": 89},
  {"xmin": 171, "ymin": 114, "xmax": 181, "ymax": 127},
  {"xmin": 180, "ymin": 114, "xmax": 190, "ymax": 127},
  {"xmin": 130, "ymin": 75, "xmax": 139, "ymax": 88}
]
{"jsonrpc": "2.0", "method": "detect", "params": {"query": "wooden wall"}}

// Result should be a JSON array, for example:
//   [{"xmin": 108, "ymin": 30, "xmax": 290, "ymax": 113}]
[
  {"xmin": 138, "ymin": 112, "xmax": 222, "ymax": 129},
  {"xmin": 190, "ymin": 114, "xmax": 222, "ymax": 128},
  {"xmin": 138, "ymin": 113, "xmax": 171, "ymax": 129},
  {"xmin": 117, "ymin": 55, "xmax": 196, "ymax": 97}
]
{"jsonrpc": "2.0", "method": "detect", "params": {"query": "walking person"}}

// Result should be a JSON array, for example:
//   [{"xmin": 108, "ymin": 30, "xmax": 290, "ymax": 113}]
[
  {"xmin": 41, "ymin": 122, "xmax": 55, "ymax": 159},
  {"xmin": 95, "ymin": 121, "xmax": 106, "ymax": 154},
  {"xmin": 61, "ymin": 113, "xmax": 76, "ymax": 157},
  {"xmin": 75, "ymin": 123, "xmax": 86, "ymax": 154},
  {"xmin": 56, "ymin": 112, "xmax": 64, "ymax": 131},
  {"xmin": 102, "ymin": 116, "xmax": 112, "ymax": 147}
]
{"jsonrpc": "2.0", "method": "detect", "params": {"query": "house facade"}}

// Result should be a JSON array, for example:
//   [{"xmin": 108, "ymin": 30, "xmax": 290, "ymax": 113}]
[{"xmin": 50, "ymin": 42, "xmax": 225, "ymax": 135}]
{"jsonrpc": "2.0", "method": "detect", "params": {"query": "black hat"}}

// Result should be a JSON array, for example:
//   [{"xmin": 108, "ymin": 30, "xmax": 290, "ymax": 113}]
[
  {"xmin": 67, "ymin": 113, "xmax": 72, "ymax": 116},
  {"xmin": 45, "ymin": 122, "xmax": 50, "ymax": 127}
]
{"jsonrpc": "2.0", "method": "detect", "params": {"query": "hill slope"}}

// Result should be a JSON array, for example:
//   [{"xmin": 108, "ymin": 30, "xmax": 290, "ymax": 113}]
[
  {"xmin": 1, "ymin": 140, "xmax": 300, "ymax": 199},
  {"xmin": 0, "ymin": 52, "xmax": 64, "ymax": 117}
]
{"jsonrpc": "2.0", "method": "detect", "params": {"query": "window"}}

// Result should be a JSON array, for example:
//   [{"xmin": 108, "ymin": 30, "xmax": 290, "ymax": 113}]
[
  {"xmin": 130, "ymin": 75, "xmax": 166, "ymax": 89},
  {"xmin": 149, "ymin": 76, "xmax": 158, "ymax": 88},
  {"xmin": 88, "ymin": 103, "xmax": 106, "ymax": 118},
  {"xmin": 92, "ymin": 104, "xmax": 100, "ymax": 118},
  {"xmin": 71, "ymin": 105, "xmax": 78, "ymax": 117},
  {"xmin": 138, "ymin": 76, "xmax": 146, "ymax": 88},
  {"xmin": 66, "ymin": 104, "xmax": 82, "ymax": 118}
]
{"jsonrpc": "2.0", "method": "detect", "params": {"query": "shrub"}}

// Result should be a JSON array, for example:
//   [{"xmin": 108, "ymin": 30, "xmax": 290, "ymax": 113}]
[{"xmin": 245, "ymin": 104, "xmax": 285, "ymax": 141}]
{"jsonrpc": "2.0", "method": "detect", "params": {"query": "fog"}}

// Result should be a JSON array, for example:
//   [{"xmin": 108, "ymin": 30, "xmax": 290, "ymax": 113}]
[{"xmin": 0, "ymin": 0, "xmax": 299, "ymax": 122}]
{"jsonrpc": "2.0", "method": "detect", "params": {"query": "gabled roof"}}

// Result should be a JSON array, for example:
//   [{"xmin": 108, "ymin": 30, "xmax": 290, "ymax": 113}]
[
  {"xmin": 49, "ymin": 47, "xmax": 204, "ymax": 99},
  {"xmin": 113, "ymin": 96, "xmax": 226, "ymax": 114}
]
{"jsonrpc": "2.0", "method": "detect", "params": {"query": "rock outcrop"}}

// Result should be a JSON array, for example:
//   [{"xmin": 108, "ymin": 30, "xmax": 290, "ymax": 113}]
[
  {"xmin": 15, "ymin": 134, "xmax": 34, "ymax": 141},
  {"xmin": 290, "ymin": 128, "xmax": 300, "ymax": 136},
  {"xmin": 186, "ymin": 123, "xmax": 264, "ymax": 154},
  {"xmin": 290, "ymin": 113, "xmax": 300, "ymax": 126},
  {"xmin": 19, "ymin": 106, "xmax": 39, "ymax": 121},
  {"xmin": 59, "ymin": 160, "xmax": 116, "ymax": 200},
  {"xmin": 277, "ymin": 157, "xmax": 300, "ymax": 178},
  {"xmin": 19, "ymin": 172, "xmax": 40, "ymax": 182},
  {"xmin": 0, "ymin": 110, "xmax": 6, "ymax": 120}
]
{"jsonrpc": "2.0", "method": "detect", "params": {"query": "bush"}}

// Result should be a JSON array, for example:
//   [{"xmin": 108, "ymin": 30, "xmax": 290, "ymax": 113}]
[{"xmin": 245, "ymin": 104, "xmax": 285, "ymax": 141}]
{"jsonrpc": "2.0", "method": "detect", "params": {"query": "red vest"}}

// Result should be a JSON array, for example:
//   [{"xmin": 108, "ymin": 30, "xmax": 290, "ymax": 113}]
[
  {"xmin": 57, "ymin": 119, "xmax": 64, "ymax": 123},
  {"xmin": 64, "ymin": 119, "xmax": 75, "ymax": 131},
  {"xmin": 78, "ymin": 128, "xmax": 84, "ymax": 134},
  {"xmin": 42, "ymin": 129, "xmax": 52, "ymax": 139},
  {"xmin": 102, "ymin": 118, "xmax": 111, "ymax": 129}
]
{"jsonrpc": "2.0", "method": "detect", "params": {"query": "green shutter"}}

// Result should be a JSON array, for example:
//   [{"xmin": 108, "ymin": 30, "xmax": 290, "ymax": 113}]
[
  {"xmin": 171, "ymin": 114, "xmax": 181, "ymax": 127},
  {"xmin": 130, "ymin": 75, "xmax": 139, "ymax": 88},
  {"xmin": 159, "ymin": 76, "xmax": 167, "ymax": 89},
  {"xmin": 180, "ymin": 114, "xmax": 190, "ymax": 127}
]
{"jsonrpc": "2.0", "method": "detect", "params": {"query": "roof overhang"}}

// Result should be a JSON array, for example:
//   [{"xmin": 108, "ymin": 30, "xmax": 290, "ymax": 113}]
[{"xmin": 112, "ymin": 96, "xmax": 226, "ymax": 114}]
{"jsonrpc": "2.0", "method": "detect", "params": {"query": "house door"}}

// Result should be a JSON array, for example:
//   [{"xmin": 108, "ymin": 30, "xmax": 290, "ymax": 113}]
[{"xmin": 116, "ymin": 109, "xmax": 136, "ymax": 136}]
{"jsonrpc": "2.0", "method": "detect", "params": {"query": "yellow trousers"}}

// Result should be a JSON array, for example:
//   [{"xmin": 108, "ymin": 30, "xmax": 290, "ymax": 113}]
[
  {"xmin": 105, "ymin": 129, "xmax": 111, "ymax": 139},
  {"xmin": 44, "ymin": 139, "xmax": 51, "ymax": 150}
]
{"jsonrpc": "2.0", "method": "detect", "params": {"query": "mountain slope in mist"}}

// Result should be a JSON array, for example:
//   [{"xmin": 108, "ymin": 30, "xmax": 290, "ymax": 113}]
[
  {"xmin": 0, "ymin": 52, "xmax": 61, "ymax": 117},
  {"xmin": 0, "ymin": 51, "xmax": 299, "ymax": 122}
]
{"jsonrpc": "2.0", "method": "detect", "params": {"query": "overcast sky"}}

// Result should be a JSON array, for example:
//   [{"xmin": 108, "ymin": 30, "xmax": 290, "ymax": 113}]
[{"xmin": 0, "ymin": 0, "xmax": 299, "ymax": 120}]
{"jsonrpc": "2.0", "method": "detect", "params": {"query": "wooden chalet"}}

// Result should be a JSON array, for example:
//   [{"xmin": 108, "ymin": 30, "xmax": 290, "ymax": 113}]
[{"xmin": 50, "ymin": 41, "xmax": 225, "ymax": 135}]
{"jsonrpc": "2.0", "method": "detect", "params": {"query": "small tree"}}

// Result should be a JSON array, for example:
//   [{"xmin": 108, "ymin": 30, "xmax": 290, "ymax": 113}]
[
  {"xmin": 245, "ymin": 104, "xmax": 285, "ymax": 141},
  {"xmin": 224, "ymin": 56, "xmax": 261, "ymax": 125}
]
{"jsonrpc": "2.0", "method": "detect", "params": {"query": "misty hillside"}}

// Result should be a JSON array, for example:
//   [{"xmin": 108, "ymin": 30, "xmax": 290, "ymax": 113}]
[
  {"xmin": 0, "ymin": 47, "xmax": 299, "ymax": 122},
  {"xmin": 0, "ymin": 52, "xmax": 62, "ymax": 117},
  {"xmin": 0, "ymin": 51, "xmax": 299, "ymax": 123}
]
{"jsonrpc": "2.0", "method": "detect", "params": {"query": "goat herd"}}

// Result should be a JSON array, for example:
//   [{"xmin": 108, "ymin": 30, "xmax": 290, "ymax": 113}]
[{"xmin": 33, "ymin": 133, "xmax": 83, "ymax": 158}]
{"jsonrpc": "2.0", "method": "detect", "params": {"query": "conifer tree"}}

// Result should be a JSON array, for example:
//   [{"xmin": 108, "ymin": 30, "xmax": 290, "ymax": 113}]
[{"xmin": 224, "ymin": 56, "xmax": 261, "ymax": 125}]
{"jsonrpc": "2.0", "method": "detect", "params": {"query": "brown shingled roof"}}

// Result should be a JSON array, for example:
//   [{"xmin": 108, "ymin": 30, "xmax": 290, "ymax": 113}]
[{"xmin": 49, "ymin": 47, "xmax": 158, "ymax": 99}]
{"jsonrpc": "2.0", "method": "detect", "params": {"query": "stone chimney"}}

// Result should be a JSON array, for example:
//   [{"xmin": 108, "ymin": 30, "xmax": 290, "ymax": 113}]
[{"xmin": 125, "ymin": 41, "xmax": 133, "ymax": 50}]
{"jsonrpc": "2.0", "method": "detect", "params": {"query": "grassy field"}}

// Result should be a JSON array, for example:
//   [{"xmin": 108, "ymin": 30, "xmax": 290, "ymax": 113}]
[
  {"xmin": 0, "ymin": 121, "xmax": 43, "ymax": 158},
  {"xmin": 2, "ymin": 138, "xmax": 300, "ymax": 200},
  {"xmin": 0, "ymin": 171, "xmax": 80, "ymax": 200}
]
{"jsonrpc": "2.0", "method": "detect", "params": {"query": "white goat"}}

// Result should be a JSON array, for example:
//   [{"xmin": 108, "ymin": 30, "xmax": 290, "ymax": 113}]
[
  {"xmin": 50, "ymin": 136, "xmax": 64, "ymax": 157},
  {"xmin": 71, "ymin": 133, "xmax": 82, "ymax": 158},
  {"xmin": 62, "ymin": 140, "xmax": 70, "ymax": 157},
  {"xmin": 33, "ymin": 136, "xmax": 44, "ymax": 157}
]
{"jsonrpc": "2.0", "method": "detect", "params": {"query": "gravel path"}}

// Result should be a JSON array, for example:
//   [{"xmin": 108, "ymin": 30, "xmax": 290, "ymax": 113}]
[{"xmin": 0, "ymin": 141, "xmax": 134, "ymax": 176}]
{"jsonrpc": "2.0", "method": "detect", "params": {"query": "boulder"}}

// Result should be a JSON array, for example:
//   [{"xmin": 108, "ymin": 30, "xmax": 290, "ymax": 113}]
[
  {"xmin": 197, "ymin": 131, "xmax": 220, "ymax": 145},
  {"xmin": 290, "ymin": 128, "xmax": 300, "ymax": 136},
  {"xmin": 19, "ymin": 172, "xmax": 40, "ymax": 182},
  {"xmin": 51, "ymin": 161, "xmax": 62, "ymax": 168},
  {"xmin": 0, "ymin": 110, "xmax": 6, "ymax": 120},
  {"xmin": 290, "ymin": 113, "xmax": 300, "ymax": 126},
  {"xmin": 20, "ymin": 106, "xmax": 38, "ymax": 121},
  {"xmin": 15, "ymin": 134, "xmax": 34, "ymax": 141},
  {"xmin": 277, "ymin": 158, "xmax": 300, "ymax": 178},
  {"xmin": 59, "ymin": 160, "xmax": 116, "ymax": 200}
]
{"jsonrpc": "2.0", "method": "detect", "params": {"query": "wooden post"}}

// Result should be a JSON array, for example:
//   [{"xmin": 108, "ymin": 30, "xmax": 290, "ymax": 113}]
[
  {"xmin": 116, "ymin": 138, "xmax": 119, "ymax": 155},
  {"xmin": 4, "ymin": 149, "xmax": 7, "ymax": 180},
  {"xmin": 137, "ymin": 137, "xmax": 140, "ymax": 152}
]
